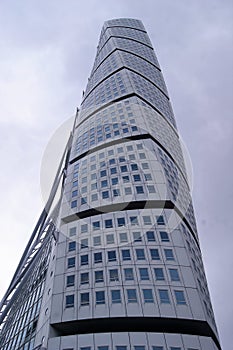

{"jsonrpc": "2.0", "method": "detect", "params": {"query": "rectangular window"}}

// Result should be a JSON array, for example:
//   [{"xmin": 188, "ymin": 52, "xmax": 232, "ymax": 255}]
[
  {"xmin": 66, "ymin": 275, "xmax": 75, "ymax": 287},
  {"xmin": 93, "ymin": 221, "xmax": 100, "ymax": 230},
  {"xmin": 146, "ymin": 231, "xmax": 155, "ymax": 241},
  {"xmin": 110, "ymin": 167, "xmax": 117, "ymax": 174},
  {"xmin": 164, "ymin": 249, "xmax": 175, "ymax": 261},
  {"xmin": 65, "ymin": 295, "xmax": 74, "ymax": 308},
  {"xmin": 119, "ymin": 232, "xmax": 128, "ymax": 243},
  {"xmin": 170, "ymin": 348, "xmax": 181, "ymax": 350},
  {"xmin": 72, "ymin": 190, "xmax": 78, "ymax": 197},
  {"xmin": 81, "ymin": 224, "xmax": 88, "ymax": 233},
  {"xmin": 100, "ymin": 170, "xmax": 107, "ymax": 177},
  {"xmin": 143, "ymin": 216, "xmax": 152, "ymax": 225},
  {"xmin": 109, "ymin": 269, "xmax": 119, "ymax": 281},
  {"xmin": 133, "ymin": 174, "xmax": 141, "ymax": 182},
  {"xmin": 94, "ymin": 252, "xmax": 102, "ymax": 263},
  {"xmin": 156, "ymin": 215, "xmax": 165, "ymax": 225},
  {"xmin": 143, "ymin": 289, "xmax": 154, "ymax": 303},
  {"xmin": 96, "ymin": 291, "xmax": 105, "ymax": 304},
  {"xmin": 136, "ymin": 186, "xmax": 144, "ymax": 194},
  {"xmin": 68, "ymin": 241, "xmax": 76, "ymax": 251},
  {"xmin": 131, "ymin": 164, "xmax": 138, "ymax": 171},
  {"xmin": 81, "ymin": 238, "xmax": 88, "ymax": 249},
  {"xmin": 174, "ymin": 290, "xmax": 186, "ymax": 305},
  {"xmin": 102, "ymin": 191, "xmax": 109, "ymax": 199},
  {"xmin": 139, "ymin": 268, "xmax": 149, "ymax": 280},
  {"xmin": 95, "ymin": 270, "xmax": 104, "ymax": 283},
  {"xmin": 120, "ymin": 165, "xmax": 128, "ymax": 172},
  {"xmin": 169, "ymin": 269, "xmax": 180, "ymax": 281},
  {"xmin": 152, "ymin": 347, "xmax": 163, "ymax": 350},
  {"xmin": 71, "ymin": 200, "xmax": 77, "ymax": 208},
  {"xmin": 122, "ymin": 175, "xmax": 130, "ymax": 182},
  {"xmin": 111, "ymin": 290, "xmax": 121, "ymax": 304},
  {"xmin": 127, "ymin": 289, "xmax": 137, "ymax": 303},
  {"xmin": 80, "ymin": 272, "xmax": 89, "ymax": 284},
  {"xmin": 147, "ymin": 185, "xmax": 156, "ymax": 193},
  {"xmin": 124, "ymin": 268, "xmax": 134, "ymax": 281},
  {"xmin": 101, "ymin": 180, "xmax": 108, "ymax": 188},
  {"xmin": 112, "ymin": 177, "xmax": 118, "ymax": 185},
  {"xmin": 158, "ymin": 289, "xmax": 170, "ymax": 304},
  {"xmin": 117, "ymin": 217, "xmax": 126, "ymax": 227},
  {"xmin": 133, "ymin": 231, "xmax": 142, "ymax": 242},
  {"xmin": 80, "ymin": 292, "xmax": 89, "ymax": 306},
  {"xmin": 98, "ymin": 347, "xmax": 109, "ymax": 350},
  {"xmin": 134, "ymin": 347, "xmax": 145, "ymax": 350},
  {"xmin": 121, "ymin": 249, "xmax": 131, "ymax": 261},
  {"xmin": 160, "ymin": 231, "xmax": 169, "ymax": 242},
  {"xmin": 154, "ymin": 268, "xmax": 165, "ymax": 281},
  {"xmin": 67, "ymin": 257, "xmax": 75, "ymax": 268},
  {"xmin": 116, "ymin": 347, "xmax": 127, "ymax": 350},
  {"xmin": 69, "ymin": 227, "xmax": 76, "ymax": 237},
  {"xmin": 106, "ymin": 234, "xmax": 114, "ymax": 244},
  {"xmin": 130, "ymin": 216, "xmax": 138, "ymax": 225},
  {"xmin": 80, "ymin": 254, "xmax": 88, "ymax": 265},
  {"xmin": 145, "ymin": 173, "xmax": 152, "ymax": 181},
  {"xmin": 108, "ymin": 250, "xmax": 116, "ymax": 262},
  {"xmin": 93, "ymin": 236, "xmax": 101, "ymax": 246},
  {"xmin": 136, "ymin": 249, "xmax": 145, "ymax": 260},
  {"xmin": 105, "ymin": 219, "xmax": 113, "ymax": 228},
  {"xmin": 125, "ymin": 187, "xmax": 132, "ymax": 195}
]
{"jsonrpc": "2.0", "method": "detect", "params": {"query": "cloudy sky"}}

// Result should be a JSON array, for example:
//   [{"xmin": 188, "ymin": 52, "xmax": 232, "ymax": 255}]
[{"xmin": 0, "ymin": 0, "xmax": 232, "ymax": 348}]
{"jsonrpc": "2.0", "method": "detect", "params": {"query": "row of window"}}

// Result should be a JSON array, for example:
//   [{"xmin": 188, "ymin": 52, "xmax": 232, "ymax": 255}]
[
  {"xmin": 65, "ymin": 288, "xmax": 186, "ymax": 307},
  {"xmin": 67, "ymin": 248, "xmax": 175, "ymax": 268},
  {"xmin": 66, "ymin": 267, "xmax": 181, "ymax": 286},
  {"xmin": 68, "ymin": 347, "xmax": 197, "ymax": 350},
  {"xmin": 67, "ymin": 230, "xmax": 169, "ymax": 250}
]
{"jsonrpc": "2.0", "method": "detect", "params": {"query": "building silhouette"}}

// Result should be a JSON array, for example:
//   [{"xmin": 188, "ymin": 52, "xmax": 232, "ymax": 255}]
[{"xmin": 0, "ymin": 18, "xmax": 221, "ymax": 350}]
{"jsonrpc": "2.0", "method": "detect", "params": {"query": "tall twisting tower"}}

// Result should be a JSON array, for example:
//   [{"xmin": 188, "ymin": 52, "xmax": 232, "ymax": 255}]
[{"xmin": 0, "ymin": 18, "xmax": 220, "ymax": 350}]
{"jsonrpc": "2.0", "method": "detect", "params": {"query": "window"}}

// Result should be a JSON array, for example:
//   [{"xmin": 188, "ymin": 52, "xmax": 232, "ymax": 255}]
[
  {"xmin": 164, "ymin": 249, "xmax": 175, "ymax": 261},
  {"xmin": 65, "ymin": 295, "xmax": 74, "ymax": 308},
  {"xmin": 142, "ymin": 289, "xmax": 154, "ymax": 303},
  {"xmin": 96, "ymin": 291, "xmax": 105, "ymax": 304},
  {"xmin": 130, "ymin": 216, "xmax": 138, "ymax": 225},
  {"xmin": 93, "ymin": 236, "xmax": 101, "ymax": 246},
  {"xmin": 122, "ymin": 175, "xmax": 130, "ymax": 182},
  {"xmin": 100, "ymin": 170, "xmax": 107, "ymax": 177},
  {"xmin": 80, "ymin": 292, "xmax": 89, "ymax": 306},
  {"xmin": 133, "ymin": 174, "xmax": 141, "ymax": 182},
  {"xmin": 154, "ymin": 268, "xmax": 165, "ymax": 281},
  {"xmin": 139, "ymin": 268, "xmax": 149, "ymax": 280},
  {"xmin": 119, "ymin": 232, "xmax": 128, "ymax": 243},
  {"xmin": 152, "ymin": 347, "xmax": 163, "ymax": 350},
  {"xmin": 158, "ymin": 289, "xmax": 170, "ymax": 304},
  {"xmin": 68, "ymin": 241, "xmax": 76, "ymax": 251},
  {"xmin": 127, "ymin": 289, "xmax": 137, "ymax": 303},
  {"xmin": 160, "ymin": 231, "xmax": 169, "ymax": 242},
  {"xmin": 95, "ymin": 270, "xmax": 104, "ymax": 283},
  {"xmin": 136, "ymin": 186, "xmax": 144, "ymax": 194},
  {"xmin": 116, "ymin": 347, "xmax": 127, "ymax": 350},
  {"xmin": 143, "ymin": 216, "xmax": 152, "ymax": 225},
  {"xmin": 81, "ymin": 197, "xmax": 87, "ymax": 205},
  {"xmin": 93, "ymin": 221, "xmax": 100, "ymax": 230},
  {"xmin": 136, "ymin": 249, "xmax": 145, "ymax": 260},
  {"xmin": 67, "ymin": 257, "xmax": 75, "ymax": 268},
  {"xmin": 134, "ymin": 347, "xmax": 145, "ymax": 350},
  {"xmin": 142, "ymin": 162, "xmax": 149, "ymax": 169},
  {"xmin": 131, "ymin": 164, "xmax": 138, "ymax": 171},
  {"xmin": 150, "ymin": 249, "xmax": 160, "ymax": 260},
  {"xmin": 111, "ymin": 290, "xmax": 121, "ymax": 303},
  {"xmin": 125, "ymin": 187, "xmax": 132, "ymax": 195},
  {"xmin": 147, "ymin": 185, "xmax": 156, "ymax": 193},
  {"xmin": 94, "ymin": 252, "xmax": 102, "ymax": 263},
  {"xmin": 169, "ymin": 269, "xmax": 180, "ymax": 281},
  {"xmin": 109, "ymin": 268, "xmax": 119, "ymax": 281},
  {"xmin": 146, "ymin": 231, "xmax": 155, "ymax": 241},
  {"xmin": 80, "ymin": 254, "xmax": 88, "ymax": 265},
  {"xmin": 106, "ymin": 234, "xmax": 114, "ymax": 244},
  {"xmin": 98, "ymin": 347, "xmax": 109, "ymax": 350},
  {"xmin": 108, "ymin": 250, "xmax": 116, "ymax": 262},
  {"xmin": 81, "ymin": 348, "xmax": 91, "ymax": 350},
  {"xmin": 72, "ymin": 190, "xmax": 78, "ymax": 197},
  {"xmin": 81, "ymin": 239, "xmax": 88, "ymax": 249},
  {"xmin": 170, "ymin": 348, "xmax": 181, "ymax": 350},
  {"xmin": 112, "ymin": 177, "xmax": 118, "ymax": 185},
  {"xmin": 101, "ymin": 180, "xmax": 108, "ymax": 188},
  {"xmin": 109, "ymin": 158, "xmax": 116, "ymax": 165},
  {"xmin": 156, "ymin": 215, "xmax": 165, "ymax": 225},
  {"xmin": 117, "ymin": 217, "xmax": 125, "ymax": 227},
  {"xmin": 81, "ymin": 224, "xmax": 88, "ymax": 233},
  {"xmin": 66, "ymin": 275, "xmax": 75, "ymax": 287},
  {"xmin": 110, "ymin": 167, "xmax": 117, "ymax": 174},
  {"xmin": 145, "ymin": 173, "xmax": 152, "ymax": 181},
  {"xmin": 71, "ymin": 200, "xmax": 77, "ymax": 208},
  {"xmin": 124, "ymin": 268, "xmax": 134, "ymax": 281},
  {"xmin": 105, "ymin": 219, "xmax": 113, "ymax": 228},
  {"xmin": 120, "ymin": 165, "xmax": 127, "ymax": 172},
  {"xmin": 174, "ymin": 290, "xmax": 186, "ymax": 305},
  {"xmin": 69, "ymin": 227, "xmax": 76, "ymax": 237},
  {"xmin": 133, "ymin": 232, "xmax": 142, "ymax": 242},
  {"xmin": 80, "ymin": 272, "xmax": 89, "ymax": 284},
  {"xmin": 102, "ymin": 191, "xmax": 109, "ymax": 199},
  {"xmin": 121, "ymin": 249, "xmax": 131, "ymax": 261}
]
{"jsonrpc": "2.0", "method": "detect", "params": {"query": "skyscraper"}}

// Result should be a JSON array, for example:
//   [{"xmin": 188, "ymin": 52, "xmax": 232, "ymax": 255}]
[{"xmin": 0, "ymin": 18, "xmax": 221, "ymax": 350}]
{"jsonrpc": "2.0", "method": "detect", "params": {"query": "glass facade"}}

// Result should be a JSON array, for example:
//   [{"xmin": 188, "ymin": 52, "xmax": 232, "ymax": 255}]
[{"xmin": 0, "ymin": 18, "xmax": 220, "ymax": 350}]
